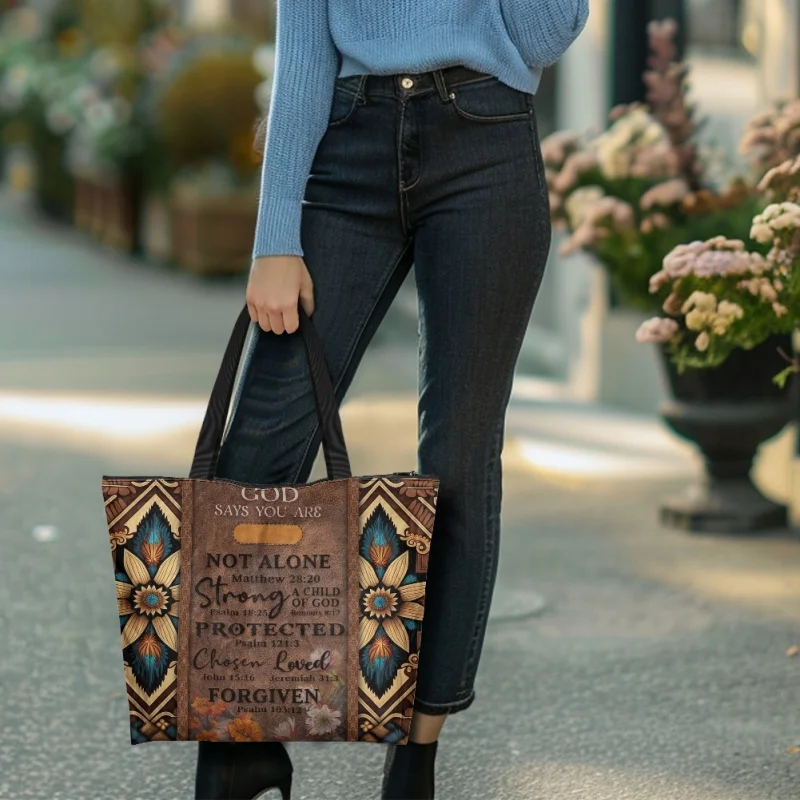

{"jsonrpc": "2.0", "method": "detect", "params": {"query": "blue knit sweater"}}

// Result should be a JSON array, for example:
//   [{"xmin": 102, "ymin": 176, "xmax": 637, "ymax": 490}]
[{"xmin": 253, "ymin": 1, "xmax": 590, "ymax": 259}]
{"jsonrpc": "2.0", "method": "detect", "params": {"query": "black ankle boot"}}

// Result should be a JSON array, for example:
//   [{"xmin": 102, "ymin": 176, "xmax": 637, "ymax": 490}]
[
  {"xmin": 195, "ymin": 741, "xmax": 293, "ymax": 800},
  {"xmin": 381, "ymin": 740, "xmax": 438, "ymax": 800}
]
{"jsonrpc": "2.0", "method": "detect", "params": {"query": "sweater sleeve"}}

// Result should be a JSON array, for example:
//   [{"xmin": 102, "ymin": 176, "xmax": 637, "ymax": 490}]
[
  {"xmin": 251, "ymin": 0, "xmax": 340, "ymax": 259},
  {"xmin": 499, "ymin": 0, "xmax": 590, "ymax": 69}
]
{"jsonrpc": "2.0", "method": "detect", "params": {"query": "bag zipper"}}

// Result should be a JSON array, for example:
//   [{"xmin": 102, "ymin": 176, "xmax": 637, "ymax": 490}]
[{"xmin": 102, "ymin": 470, "xmax": 429, "ymax": 486}]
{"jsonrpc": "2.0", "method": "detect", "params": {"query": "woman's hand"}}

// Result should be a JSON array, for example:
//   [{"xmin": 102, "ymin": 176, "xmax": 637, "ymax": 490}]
[{"xmin": 246, "ymin": 255, "xmax": 315, "ymax": 334}]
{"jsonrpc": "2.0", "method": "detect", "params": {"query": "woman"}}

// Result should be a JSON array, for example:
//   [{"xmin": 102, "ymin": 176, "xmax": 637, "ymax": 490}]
[{"xmin": 195, "ymin": 1, "xmax": 589, "ymax": 798}]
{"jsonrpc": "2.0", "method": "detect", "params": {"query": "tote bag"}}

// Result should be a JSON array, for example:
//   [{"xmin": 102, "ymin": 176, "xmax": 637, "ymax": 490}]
[{"xmin": 102, "ymin": 305, "xmax": 440, "ymax": 745}]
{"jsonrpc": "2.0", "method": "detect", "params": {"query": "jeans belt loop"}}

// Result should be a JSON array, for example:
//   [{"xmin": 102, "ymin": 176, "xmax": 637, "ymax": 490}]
[{"xmin": 432, "ymin": 69, "xmax": 452, "ymax": 103}]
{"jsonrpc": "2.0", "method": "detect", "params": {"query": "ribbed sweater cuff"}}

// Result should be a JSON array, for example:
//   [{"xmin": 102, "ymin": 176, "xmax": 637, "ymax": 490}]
[{"xmin": 251, "ymin": 197, "xmax": 304, "ymax": 259}]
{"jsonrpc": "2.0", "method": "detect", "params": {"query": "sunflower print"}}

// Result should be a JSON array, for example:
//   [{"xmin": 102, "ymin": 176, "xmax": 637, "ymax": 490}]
[
  {"xmin": 358, "ymin": 505, "xmax": 426, "ymax": 697},
  {"xmin": 115, "ymin": 504, "xmax": 180, "ymax": 695}
]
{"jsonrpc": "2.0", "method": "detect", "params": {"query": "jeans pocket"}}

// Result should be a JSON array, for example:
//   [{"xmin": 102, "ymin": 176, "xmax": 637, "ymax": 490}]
[
  {"xmin": 526, "ymin": 101, "xmax": 550, "ymax": 210},
  {"xmin": 328, "ymin": 75, "xmax": 366, "ymax": 127},
  {"xmin": 448, "ymin": 76, "xmax": 533, "ymax": 123}
]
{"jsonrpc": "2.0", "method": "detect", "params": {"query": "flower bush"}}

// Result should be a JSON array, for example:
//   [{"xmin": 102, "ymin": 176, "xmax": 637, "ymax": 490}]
[
  {"xmin": 542, "ymin": 19, "xmax": 764, "ymax": 312},
  {"xmin": 62, "ymin": 44, "xmax": 147, "ymax": 176},
  {"xmin": 137, "ymin": 34, "xmax": 267, "ymax": 194},
  {"xmin": 635, "ymin": 154, "xmax": 800, "ymax": 384},
  {"xmin": 739, "ymin": 99, "xmax": 800, "ymax": 174}
]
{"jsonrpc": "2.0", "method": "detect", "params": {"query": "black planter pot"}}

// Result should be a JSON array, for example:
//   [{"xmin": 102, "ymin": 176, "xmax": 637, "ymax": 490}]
[{"xmin": 658, "ymin": 334, "xmax": 794, "ymax": 534}]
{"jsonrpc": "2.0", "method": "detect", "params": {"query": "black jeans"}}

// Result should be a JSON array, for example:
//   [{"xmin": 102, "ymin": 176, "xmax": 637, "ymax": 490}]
[{"xmin": 216, "ymin": 65, "xmax": 551, "ymax": 715}]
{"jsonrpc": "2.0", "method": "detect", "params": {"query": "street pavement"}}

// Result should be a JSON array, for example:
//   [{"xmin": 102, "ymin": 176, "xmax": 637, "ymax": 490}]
[{"xmin": 0, "ymin": 188, "xmax": 799, "ymax": 800}]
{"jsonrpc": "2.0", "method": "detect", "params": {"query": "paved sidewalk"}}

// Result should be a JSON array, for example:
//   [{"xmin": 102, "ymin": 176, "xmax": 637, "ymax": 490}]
[{"xmin": 0, "ymin": 191, "xmax": 799, "ymax": 800}]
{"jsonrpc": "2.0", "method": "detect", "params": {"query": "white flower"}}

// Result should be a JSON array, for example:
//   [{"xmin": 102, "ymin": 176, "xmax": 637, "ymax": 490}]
[
  {"xmin": 750, "ymin": 222, "xmax": 774, "ymax": 244},
  {"xmin": 773, "ymin": 302, "xmax": 789, "ymax": 317},
  {"xmin": 635, "ymin": 317, "xmax": 680, "ymax": 343},
  {"xmin": 641, "ymin": 120, "xmax": 667, "ymax": 146},
  {"xmin": 685, "ymin": 308, "xmax": 710, "ymax": 331},
  {"xmin": 597, "ymin": 145, "xmax": 634, "ymax": 179},
  {"xmin": 712, "ymin": 317, "xmax": 731, "ymax": 336},
  {"xmin": 681, "ymin": 291, "xmax": 718, "ymax": 315},
  {"xmin": 717, "ymin": 301, "xmax": 744, "ymax": 320},
  {"xmin": 759, "ymin": 281, "xmax": 778, "ymax": 302},
  {"xmin": 305, "ymin": 704, "xmax": 342, "ymax": 736},
  {"xmin": 770, "ymin": 210, "xmax": 800, "ymax": 230},
  {"xmin": 273, "ymin": 718, "xmax": 297, "ymax": 740},
  {"xmin": 695, "ymin": 332, "xmax": 710, "ymax": 352},
  {"xmin": 563, "ymin": 185, "xmax": 604, "ymax": 228}
]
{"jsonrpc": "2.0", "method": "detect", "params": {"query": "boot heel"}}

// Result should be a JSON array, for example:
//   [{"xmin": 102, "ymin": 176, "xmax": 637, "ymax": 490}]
[
  {"xmin": 251, "ymin": 774, "xmax": 292, "ymax": 800},
  {"xmin": 382, "ymin": 740, "xmax": 437, "ymax": 799}
]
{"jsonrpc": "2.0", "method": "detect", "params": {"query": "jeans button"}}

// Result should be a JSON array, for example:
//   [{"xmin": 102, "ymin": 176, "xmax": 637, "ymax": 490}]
[{"xmin": 400, "ymin": 76, "xmax": 414, "ymax": 89}]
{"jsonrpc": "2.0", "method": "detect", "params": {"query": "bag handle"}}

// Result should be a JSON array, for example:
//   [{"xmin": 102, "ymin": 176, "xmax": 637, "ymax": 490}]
[{"xmin": 188, "ymin": 304, "xmax": 352, "ymax": 482}]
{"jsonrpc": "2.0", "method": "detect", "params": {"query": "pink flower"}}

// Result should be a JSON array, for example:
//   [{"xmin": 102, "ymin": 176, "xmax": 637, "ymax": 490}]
[
  {"xmin": 691, "ymin": 249, "xmax": 762, "ymax": 278},
  {"xmin": 757, "ymin": 155, "xmax": 800, "ymax": 194},
  {"xmin": 559, "ymin": 222, "xmax": 598, "ymax": 255},
  {"xmin": 640, "ymin": 178, "xmax": 690, "ymax": 210},
  {"xmin": 630, "ymin": 142, "xmax": 680, "ymax": 180},
  {"xmin": 552, "ymin": 151, "xmax": 599, "ymax": 194},
  {"xmin": 662, "ymin": 291, "xmax": 684, "ymax": 315},
  {"xmin": 650, "ymin": 237, "xmax": 767, "ymax": 293},
  {"xmin": 540, "ymin": 131, "xmax": 581, "ymax": 168},
  {"xmin": 641, "ymin": 212, "xmax": 671, "ymax": 233},
  {"xmin": 635, "ymin": 317, "xmax": 680, "ymax": 343},
  {"xmin": 273, "ymin": 718, "xmax": 297, "ymax": 740},
  {"xmin": 590, "ymin": 196, "xmax": 635, "ymax": 228}
]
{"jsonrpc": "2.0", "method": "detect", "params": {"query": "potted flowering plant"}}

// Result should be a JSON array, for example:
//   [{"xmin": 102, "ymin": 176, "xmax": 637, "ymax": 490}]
[
  {"xmin": 64, "ymin": 0, "xmax": 177, "ymax": 252},
  {"xmin": 543, "ymin": 17, "xmax": 798, "ymax": 533},
  {"xmin": 542, "ymin": 19, "xmax": 763, "ymax": 313},
  {"xmin": 633, "ymin": 156, "xmax": 800, "ymax": 533},
  {"xmin": 65, "ymin": 43, "xmax": 149, "ymax": 251}
]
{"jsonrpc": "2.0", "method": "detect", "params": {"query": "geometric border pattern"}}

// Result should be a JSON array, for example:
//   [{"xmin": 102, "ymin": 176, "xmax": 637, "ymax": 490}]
[
  {"xmin": 356, "ymin": 477, "xmax": 439, "ymax": 743},
  {"xmin": 102, "ymin": 479, "xmax": 183, "ymax": 744}
]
